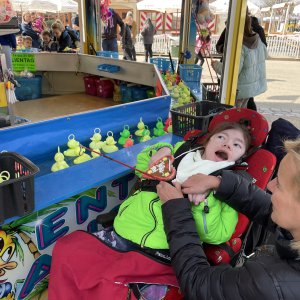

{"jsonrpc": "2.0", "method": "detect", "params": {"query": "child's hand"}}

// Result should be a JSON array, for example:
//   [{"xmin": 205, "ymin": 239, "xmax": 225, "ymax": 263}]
[
  {"xmin": 149, "ymin": 147, "xmax": 172, "ymax": 168},
  {"xmin": 188, "ymin": 193, "xmax": 207, "ymax": 206}
]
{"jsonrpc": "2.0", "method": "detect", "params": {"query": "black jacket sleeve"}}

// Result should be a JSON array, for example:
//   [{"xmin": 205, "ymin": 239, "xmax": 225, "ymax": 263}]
[
  {"xmin": 162, "ymin": 198, "xmax": 279, "ymax": 300},
  {"xmin": 215, "ymin": 170, "xmax": 275, "ymax": 231}
]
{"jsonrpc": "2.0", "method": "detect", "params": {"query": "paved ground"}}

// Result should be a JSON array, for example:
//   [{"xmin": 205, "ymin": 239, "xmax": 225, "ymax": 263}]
[
  {"xmin": 137, "ymin": 54, "xmax": 300, "ymax": 128},
  {"xmin": 197, "ymin": 58, "xmax": 300, "ymax": 128}
]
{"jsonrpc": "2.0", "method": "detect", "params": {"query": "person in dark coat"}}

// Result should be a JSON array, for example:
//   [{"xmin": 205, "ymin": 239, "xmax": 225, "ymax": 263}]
[
  {"xmin": 140, "ymin": 18, "xmax": 156, "ymax": 62},
  {"xmin": 101, "ymin": 8, "xmax": 124, "ymax": 53},
  {"xmin": 51, "ymin": 21, "xmax": 73, "ymax": 52},
  {"xmin": 157, "ymin": 138, "xmax": 300, "ymax": 300},
  {"xmin": 121, "ymin": 15, "xmax": 136, "ymax": 61},
  {"xmin": 0, "ymin": 34, "xmax": 16, "ymax": 69},
  {"xmin": 20, "ymin": 11, "xmax": 41, "ymax": 49}
]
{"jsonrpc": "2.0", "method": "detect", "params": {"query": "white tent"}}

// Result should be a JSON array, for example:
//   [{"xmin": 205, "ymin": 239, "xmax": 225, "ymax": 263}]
[
  {"xmin": 12, "ymin": 0, "xmax": 78, "ymax": 13},
  {"xmin": 294, "ymin": 4, "xmax": 300, "ymax": 15},
  {"xmin": 209, "ymin": 0, "xmax": 229, "ymax": 15},
  {"xmin": 210, "ymin": 0, "xmax": 260, "ymax": 15},
  {"xmin": 137, "ymin": 0, "xmax": 182, "ymax": 13}
]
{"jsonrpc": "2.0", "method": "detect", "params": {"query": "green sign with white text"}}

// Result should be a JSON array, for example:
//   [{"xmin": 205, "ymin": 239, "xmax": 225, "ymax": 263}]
[{"xmin": 12, "ymin": 53, "xmax": 36, "ymax": 72}]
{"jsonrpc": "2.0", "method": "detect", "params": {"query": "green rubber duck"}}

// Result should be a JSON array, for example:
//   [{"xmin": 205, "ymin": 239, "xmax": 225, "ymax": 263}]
[
  {"xmin": 140, "ymin": 125, "xmax": 152, "ymax": 142},
  {"xmin": 102, "ymin": 131, "xmax": 119, "ymax": 153},
  {"xmin": 118, "ymin": 125, "xmax": 131, "ymax": 146},
  {"xmin": 135, "ymin": 118, "xmax": 145, "ymax": 137},
  {"xmin": 64, "ymin": 134, "xmax": 81, "ymax": 157},
  {"xmin": 153, "ymin": 117, "xmax": 166, "ymax": 137},
  {"xmin": 51, "ymin": 146, "xmax": 69, "ymax": 172},
  {"xmin": 73, "ymin": 147, "xmax": 92, "ymax": 164}
]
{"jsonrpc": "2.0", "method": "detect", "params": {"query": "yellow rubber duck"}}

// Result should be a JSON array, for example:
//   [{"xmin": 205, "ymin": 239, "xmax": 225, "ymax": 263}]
[
  {"xmin": 102, "ymin": 131, "xmax": 119, "ymax": 153},
  {"xmin": 0, "ymin": 170, "xmax": 10, "ymax": 183},
  {"xmin": 89, "ymin": 128, "xmax": 104, "ymax": 150},
  {"xmin": 73, "ymin": 147, "xmax": 92, "ymax": 164},
  {"xmin": 51, "ymin": 147, "xmax": 69, "ymax": 172},
  {"xmin": 135, "ymin": 118, "xmax": 145, "ymax": 137},
  {"xmin": 64, "ymin": 134, "xmax": 81, "ymax": 157},
  {"xmin": 140, "ymin": 125, "xmax": 152, "ymax": 142}
]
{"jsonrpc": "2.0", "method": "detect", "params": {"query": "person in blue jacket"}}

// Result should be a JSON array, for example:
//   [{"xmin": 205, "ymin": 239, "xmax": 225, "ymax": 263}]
[
  {"xmin": 20, "ymin": 11, "xmax": 41, "ymax": 49},
  {"xmin": 0, "ymin": 34, "xmax": 16, "ymax": 70}
]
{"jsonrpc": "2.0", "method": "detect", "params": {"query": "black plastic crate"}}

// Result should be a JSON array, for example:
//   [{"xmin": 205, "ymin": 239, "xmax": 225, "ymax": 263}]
[
  {"xmin": 171, "ymin": 101, "xmax": 232, "ymax": 137},
  {"xmin": 202, "ymin": 83, "xmax": 220, "ymax": 102},
  {"xmin": 0, "ymin": 152, "xmax": 39, "ymax": 224}
]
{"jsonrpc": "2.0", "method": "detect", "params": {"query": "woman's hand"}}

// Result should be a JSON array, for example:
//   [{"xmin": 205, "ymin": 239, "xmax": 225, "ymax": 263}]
[
  {"xmin": 157, "ymin": 181, "xmax": 183, "ymax": 204},
  {"xmin": 181, "ymin": 174, "xmax": 221, "ymax": 195},
  {"xmin": 149, "ymin": 147, "xmax": 172, "ymax": 167},
  {"xmin": 188, "ymin": 193, "xmax": 207, "ymax": 206}
]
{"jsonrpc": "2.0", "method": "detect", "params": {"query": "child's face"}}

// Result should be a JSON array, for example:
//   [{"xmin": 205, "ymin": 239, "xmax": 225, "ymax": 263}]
[
  {"xmin": 24, "ymin": 39, "xmax": 32, "ymax": 49},
  {"xmin": 24, "ymin": 13, "xmax": 31, "ymax": 23},
  {"xmin": 17, "ymin": 36, "xmax": 23, "ymax": 47},
  {"xmin": 42, "ymin": 35, "xmax": 51, "ymax": 43},
  {"xmin": 203, "ymin": 129, "xmax": 247, "ymax": 162}
]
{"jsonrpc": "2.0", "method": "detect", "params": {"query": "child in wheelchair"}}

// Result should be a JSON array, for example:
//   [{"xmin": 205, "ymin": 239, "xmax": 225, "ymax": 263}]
[{"xmin": 94, "ymin": 121, "xmax": 252, "ymax": 253}]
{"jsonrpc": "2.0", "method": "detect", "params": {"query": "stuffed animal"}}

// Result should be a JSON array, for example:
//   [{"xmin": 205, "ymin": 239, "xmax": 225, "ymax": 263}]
[{"xmin": 196, "ymin": 0, "xmax": 214, "ymax": 25}]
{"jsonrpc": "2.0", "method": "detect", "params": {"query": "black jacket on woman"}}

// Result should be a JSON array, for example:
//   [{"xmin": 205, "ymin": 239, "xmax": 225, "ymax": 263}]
[
  {"xmin": 20, "ymin": 22, "xmax": 41, "ymax": 48},
  {"xmin": 162, "ymin": 171, "xmax": 300, "ymax": 300},
  {"xmin": 56, "ymin": 30, "xmax": 73, "ymax": 52}
]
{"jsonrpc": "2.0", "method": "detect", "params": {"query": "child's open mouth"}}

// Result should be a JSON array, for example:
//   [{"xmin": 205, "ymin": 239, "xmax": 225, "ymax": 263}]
[{"xmin": 215, "ymin": 151, "xmax": 228, "ymax": 161}]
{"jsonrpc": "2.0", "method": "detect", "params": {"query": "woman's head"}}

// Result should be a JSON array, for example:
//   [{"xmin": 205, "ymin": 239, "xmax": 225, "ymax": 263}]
[
  {"xmin": 51, "ymin": 21, "xmax": 65, "ymax": 39},
  {"xmin": 202, "ymin": 122, "xmax": 251, "ymax": 162},
  {"xmin": 267, "ymin": 139, "xmax": 300, "ymax": 243},
  {"xmin": 22, "ymin": 11, "xmax": 31, "ymax": 23}
]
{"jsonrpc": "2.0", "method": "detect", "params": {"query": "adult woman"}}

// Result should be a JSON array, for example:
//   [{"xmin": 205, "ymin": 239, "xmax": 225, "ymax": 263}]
[
  {"xmin": 51, "ymin": 21, "xmax": 73, "ymax": 52},
  {"xmin": 141, "ymin": 18, "xmax": 156, "ymax": 62},
  {"xmin": 157, "ymin": 138, "xmax": 300, "ymax": 299},
  {"xmin": 212, "ymin": 12, "xmax": 267, "ymax": 108},
  {"xmin": 20, "ymin": 11, "xmax": 41, "ymax": 49}
]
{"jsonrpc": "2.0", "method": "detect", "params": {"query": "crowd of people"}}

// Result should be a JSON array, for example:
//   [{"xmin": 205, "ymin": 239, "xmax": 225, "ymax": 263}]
[{"xmin": 0, "ymin": 11, "xmax": 80, "ymax": 69}]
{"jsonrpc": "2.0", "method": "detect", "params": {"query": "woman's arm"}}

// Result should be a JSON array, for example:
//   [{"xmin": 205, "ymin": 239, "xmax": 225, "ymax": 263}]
[
  {"xmin": 160, "ymin": 195, "xmax": 278, "ymax": 300},
  {"xmin": 181, "ymin": 171, "xmax": 273, "ymax": 229}
]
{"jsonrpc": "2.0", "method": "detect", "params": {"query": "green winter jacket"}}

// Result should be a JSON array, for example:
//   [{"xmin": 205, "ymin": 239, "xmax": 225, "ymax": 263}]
[{"xmin": 114, "ymin": 142, "xmax": 238, "ymax": 249}]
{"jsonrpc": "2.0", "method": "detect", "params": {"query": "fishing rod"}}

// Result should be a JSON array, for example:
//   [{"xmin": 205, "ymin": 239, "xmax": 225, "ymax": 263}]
[{"xmin": 80, "ymin": 144, "xmax": 172, "ymax": 181}]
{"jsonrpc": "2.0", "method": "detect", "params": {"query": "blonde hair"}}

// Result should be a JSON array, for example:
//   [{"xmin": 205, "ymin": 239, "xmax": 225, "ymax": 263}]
[
  {"xmin": 284, "ymin": 139, "xmax": 300, "ymax": 254},
  {"xmin": 22, "ymin": 11, "xmax": 31, "ymax": 22},
  {"xmin": 51, "ymin": 21, "xmax": 64, "ymax": 32},
  {"xmin": 284, "ymin": 139, "xmax": 300, "ymax": 195},
  {"xmin": 23, "ymin": 36, "xmax": 32, "ymax": 42}
]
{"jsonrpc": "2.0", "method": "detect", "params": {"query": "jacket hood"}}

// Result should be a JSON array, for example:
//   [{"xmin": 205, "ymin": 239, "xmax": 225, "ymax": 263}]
[
  {"xmin": 243, "ymin": 32, "xmax": 259, "ymax": 49},
  {"xmin": 275, "ymin": 227, "xmax": 300, "ymax": 262}
]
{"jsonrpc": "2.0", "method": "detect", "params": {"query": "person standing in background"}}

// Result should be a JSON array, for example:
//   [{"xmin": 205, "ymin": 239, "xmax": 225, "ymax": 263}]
[
  {"xmin": 141, "ymin": 18, "xmax": 156, "ymax": 62},
  {"xmin": 0, "ymin": 34, "xmax": 16, "ymax": 70},
  {"xmin": 215, "ymin": 13, "xmax": 267, "ymax": 111},
  {"xmin": 72, "ymin": 14, "xmax": 80, "ymax": 39},
  {"xmin": 101, "ymin": 8, "xmax": 124, "ymax": 53},
  {"xmin": 121, "ymin": 15, "xmax": 136, "ymax": 61},
  {"xmin": 212, "ymin": 12, "xmax": 267, "ymax": 108},
  {"xmin": 125, "ymin": 11, "xmax": 137, "ymax": 60}
]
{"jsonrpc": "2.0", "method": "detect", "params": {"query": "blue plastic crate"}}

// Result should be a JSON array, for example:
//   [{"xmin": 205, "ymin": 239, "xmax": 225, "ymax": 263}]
[
  {"xmin": 15, "ymin": 76, "xmax": 42, "ymax": 101},
  {"xmin": 150, "ymin": 57, "xmax": 177, "ymax": 73},
  {"xmin": 97, "ymin": 64, "xmax": 121, "ymax": 73},
  {"xmin": 96, "ymin": 51, "xmax": 119, "ymax": 59},
  {"xmin": 179, "ymin": 64, "xmax": 202, "ymax": 82}
]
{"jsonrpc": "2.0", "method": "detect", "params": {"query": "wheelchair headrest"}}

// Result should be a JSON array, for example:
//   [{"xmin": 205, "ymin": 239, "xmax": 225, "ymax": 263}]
[{"xmin": 208, "ymin": 108, "xmax": 269, "ymax": 147}]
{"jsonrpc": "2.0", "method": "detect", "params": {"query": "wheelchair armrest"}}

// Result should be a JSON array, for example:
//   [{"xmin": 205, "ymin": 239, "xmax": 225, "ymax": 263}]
[{"xmin": 96, "ymin": 210, "xmax": 118, "ymax": 227}]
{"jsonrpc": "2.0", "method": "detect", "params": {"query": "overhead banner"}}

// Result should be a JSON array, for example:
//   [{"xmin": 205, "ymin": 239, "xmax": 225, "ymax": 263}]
[{"xmin": 11, "ymin": 53, "xmax": 36, "ymax": 72}]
